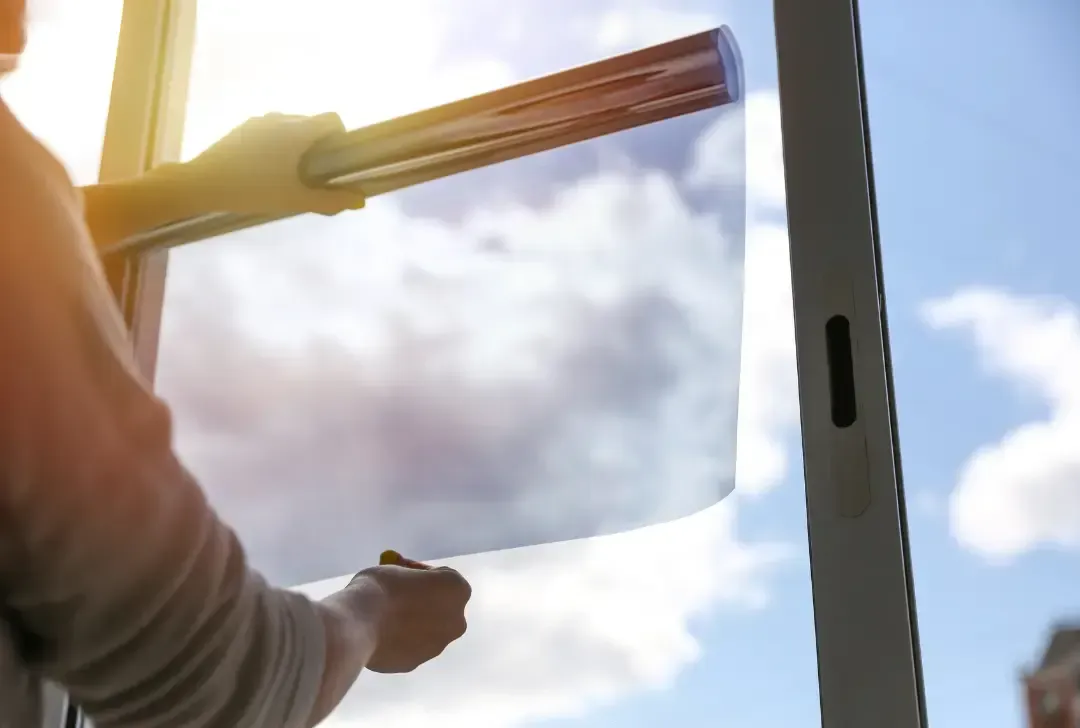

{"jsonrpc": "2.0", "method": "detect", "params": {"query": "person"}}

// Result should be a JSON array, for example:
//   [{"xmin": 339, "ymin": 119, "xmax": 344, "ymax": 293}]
[{"xmin": 0, "ymin": 2, "xmax": 472, "ymax": 727}]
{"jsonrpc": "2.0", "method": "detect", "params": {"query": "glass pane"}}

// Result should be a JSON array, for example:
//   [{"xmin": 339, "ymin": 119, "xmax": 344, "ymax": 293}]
[
  {"xmin": 859, "ymin": 3, "xmax": 1080, "ymax": 727},
  {"xmin": 158, "ymin": 1, "xmax": 819, "ymax": 725},
  {"xmin": 0, "ymin": 0, "xmax": 123, "ymax": 184}
]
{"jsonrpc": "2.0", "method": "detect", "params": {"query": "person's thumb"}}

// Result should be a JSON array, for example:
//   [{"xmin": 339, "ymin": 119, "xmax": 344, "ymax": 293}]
[
  {"xmin": 308, "ymin": 188, "xmax": 366, "ymax": 216},
  {"xmin": 307, "ymin": 111, "xmax": 347, "ymax": 138},
  {"xmin": 380, "ymin": 550, "xmax": 433, "ymax": 570}
]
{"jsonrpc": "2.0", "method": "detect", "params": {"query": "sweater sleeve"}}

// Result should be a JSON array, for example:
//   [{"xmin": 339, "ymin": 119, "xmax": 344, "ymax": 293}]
[{"xmin": 0, "ymin": 107, "xmax": 360, "ymax": 728}]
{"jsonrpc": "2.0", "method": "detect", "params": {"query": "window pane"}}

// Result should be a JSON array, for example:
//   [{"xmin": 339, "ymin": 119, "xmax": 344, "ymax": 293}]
[
  {"xmin": 859, "ymin": 3, "xmax": 1080, "ymax": 727},
  {"xmin": 158, "ymin": 1, "xmax": 818, "ymax": 726},
  {"xmin": 0, "ymin": 0, "xmax": 123, "ymax": 184}
]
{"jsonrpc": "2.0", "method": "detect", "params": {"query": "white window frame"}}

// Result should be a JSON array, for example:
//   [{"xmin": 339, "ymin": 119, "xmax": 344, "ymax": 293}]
[
  {"xmin": 51, "ymin": 0, "xmax": 929, "ymax": 726},
  {"xmin": 774, "ymin": 0, "xmax": 926, "ymax": 725}
]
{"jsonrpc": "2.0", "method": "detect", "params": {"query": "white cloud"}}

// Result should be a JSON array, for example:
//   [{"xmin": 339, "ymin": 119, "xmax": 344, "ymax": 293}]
[
  {"xmin": 592, "ymin": 3, "xmax": 721, "ymax": 52},
  {"xmin": 923, "ymin": 288, "xmax": 1080, "ymax": 560},
  {"xmin": 690, "ymin": 91, "xmax": 787, "ymax": 215},
  {"xmin": 734, "ymin": 222, "xmax": 797, "ymax": 496},
  {"xmin": 180, "ymin": 0, "xmax": 516, "ymax": 157},
  {"xmin": 693, "ymin": 90, "xmax": 796, "ymax": 496}
]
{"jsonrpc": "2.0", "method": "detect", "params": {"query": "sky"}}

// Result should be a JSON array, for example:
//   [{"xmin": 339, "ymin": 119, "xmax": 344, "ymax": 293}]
[{"xmin": 2, "ymin": 0, "xmax": 1079, "ymax": 727}]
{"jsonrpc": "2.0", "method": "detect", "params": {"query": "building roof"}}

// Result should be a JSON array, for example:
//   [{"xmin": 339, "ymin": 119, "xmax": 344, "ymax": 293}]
[{"xmin": 1039, "ymin": 624, "xmax": 1080, "ymax": 671}]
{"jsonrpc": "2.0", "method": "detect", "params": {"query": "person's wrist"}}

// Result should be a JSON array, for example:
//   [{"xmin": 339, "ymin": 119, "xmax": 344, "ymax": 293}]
[
  {"xmin": 332, "ymin": 573, "xmax": 391, "ymax": 633},
  {"xmin": 310, "ymin": 580, "xmax": 388, "ymax": 723},
  {"xmin": 318, "ymin": 577, "xmax": 389, "ymax": 677},
  {"xmin": 138, "ymin": 160, "xmax": 219, "ymax": 212}
]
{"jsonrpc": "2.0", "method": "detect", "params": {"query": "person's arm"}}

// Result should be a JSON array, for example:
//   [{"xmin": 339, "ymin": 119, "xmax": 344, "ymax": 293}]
[
  {"xmin": 79, "ymin": 162, "xmax": 218, "ymax": 251},
  {"xmin": 80, "ymin": 112, "xmax": 366, "ymax": 253},
  {"xmin": 0, "ymin": 129, "xmax": 375, "ymax": 727}
]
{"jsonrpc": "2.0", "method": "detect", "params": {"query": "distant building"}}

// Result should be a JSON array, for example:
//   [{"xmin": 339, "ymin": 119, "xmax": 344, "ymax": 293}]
[{"xmin": 1024, "ymin": 624, "xmax": 1080, "ymax": 728}]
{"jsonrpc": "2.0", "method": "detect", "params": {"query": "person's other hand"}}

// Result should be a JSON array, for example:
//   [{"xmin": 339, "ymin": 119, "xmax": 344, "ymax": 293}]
[
  {"xmin": 345, "ymin": 559, "xmax": 471, "ymax": 674},
  {"xmin": 182, "ymin": 112, "xmax": 365, "ymax": 217}
]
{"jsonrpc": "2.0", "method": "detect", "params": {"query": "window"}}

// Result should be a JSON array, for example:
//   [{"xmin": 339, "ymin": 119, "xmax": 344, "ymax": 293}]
[
  {"xmin": 14, "ymin": 0, "xmax": 943, "ymax": 726},
  {"xmin": 151, "ymin": 1, "xmax": 824, "ymax": 726},
  {"xmin": 859, "ymin": 2, "xmax": 1080, "ymax": 727}
]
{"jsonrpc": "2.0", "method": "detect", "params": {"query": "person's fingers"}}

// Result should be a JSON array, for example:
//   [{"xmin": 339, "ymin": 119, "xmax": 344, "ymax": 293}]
[
  {"xmin": 378, "ymin": 549, "xmax": 402, "ymax": 566},
  {"xmin": 251, "ymin": 111, "xmax": 292, "ymax": 126},
  {"xmin": 394, "ymin": 617, "xmax": 463, "ymax": 645},
  {"xmin": 309, "ymin": 190, "xmax": 365, "ymax": 216},
  {"xmin": 308, "ymin": 111, "xmax": 347, "ymax": 136},
  {"xmin": 432, "ymin": 566, "xmax": 472, "ymax": 602},
  {"xmin": 378, "ymin": 550, "xmax": 430, "ymax": 569},
  {"xmin": 446, "ymin": 614, "xmax": 468, "ymax": 641},
  {"xmin": 332, "ymin": 190, "xmax": 366, "ymax": 211},
  {"xmin": 394, "ymin": 622, "xmax": 463, "ymax": 662}
]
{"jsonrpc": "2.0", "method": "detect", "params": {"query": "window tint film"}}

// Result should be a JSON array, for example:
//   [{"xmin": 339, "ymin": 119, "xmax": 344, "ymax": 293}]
[{"xmin": 160, "ymin": 0, "xmax": 750, "ymax": 587}]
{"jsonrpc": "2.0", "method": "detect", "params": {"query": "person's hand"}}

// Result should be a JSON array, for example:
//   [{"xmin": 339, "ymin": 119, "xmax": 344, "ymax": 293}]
[
  {"xmin": 181, "ymin": 112, "xmax": 365, "ymax": 217},
  {"xmin": 344, "ymin": 557, "xmax": 471, "ymax": 674}
]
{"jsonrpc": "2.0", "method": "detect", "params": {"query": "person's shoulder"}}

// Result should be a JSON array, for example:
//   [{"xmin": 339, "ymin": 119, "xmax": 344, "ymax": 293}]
[
  {"xmin": 0, "ymin": 101, "xmax": 35, "ymax": 197},
  {"xmin": 0, "ymin": 101, "xmax": 94, "ymax": 272},
  {"xmin": 0, "ymin": 99, "xmax": 80, "ymax": 206}
]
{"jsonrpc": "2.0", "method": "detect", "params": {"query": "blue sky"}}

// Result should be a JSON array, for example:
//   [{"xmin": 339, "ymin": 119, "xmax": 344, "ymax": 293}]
[
  {"xmin": 860, "ymin": 2, "xmax": 1080, "ymax": 726},
  {"xmin": 3, "ymin": 1, "xmax": 1079, "ymax": 727}
]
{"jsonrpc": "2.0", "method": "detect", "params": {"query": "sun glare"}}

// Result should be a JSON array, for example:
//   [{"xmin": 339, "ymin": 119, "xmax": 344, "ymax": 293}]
[{"xmin": 181, "ymin": 1, "xmax": 514, "ymax": 159}]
